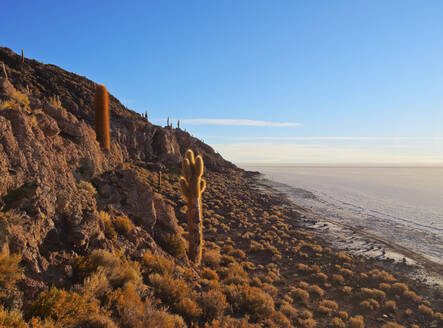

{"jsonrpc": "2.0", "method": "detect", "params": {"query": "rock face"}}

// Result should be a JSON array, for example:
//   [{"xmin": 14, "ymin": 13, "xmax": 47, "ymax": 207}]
[
  {"xmin": 0, "ymin": 47, "xmax": 238, "ymax": 292},
  {"xmin": 0, "ymin": 46, "xmax": 236, "ymax": 170}
]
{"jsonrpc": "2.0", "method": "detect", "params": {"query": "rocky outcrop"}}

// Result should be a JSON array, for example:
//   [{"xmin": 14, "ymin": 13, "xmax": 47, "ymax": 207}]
[
  {"xmin": 0, "ymin": 47, "xmax": 238, "ymax": 295},
  {"xmin": 0, "ymin": 46, "xmax": 237, "ymax": 170}
]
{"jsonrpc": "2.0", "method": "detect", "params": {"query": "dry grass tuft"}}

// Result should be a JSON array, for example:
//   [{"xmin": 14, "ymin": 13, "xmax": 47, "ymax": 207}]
[
  {"xmin": 203, "ymin": 249, "xmax": 221, "ymax": 267},
  {"xmin": 348, "ymin": 315, "xmax": 365, "ymax": 328},
  {"xmin": 0, "ymin": 246, "xmax": 23, "ymax": 296},
  {"xmin": 142, "ymin": 252, "xmax": 175, "ymax": 275},
  {"xmin": 114, "ymin": 216, "xmax": 135, "ymax": 236},
  {"xmin": 200, "ymin": 289, "xmax": 227, "ymax": 321}
]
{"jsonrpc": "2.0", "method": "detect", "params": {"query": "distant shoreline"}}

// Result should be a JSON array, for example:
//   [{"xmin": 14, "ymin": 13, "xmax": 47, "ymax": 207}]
[
  {"xmin": 239, "ymin": 162, "xmax": 443, "ymax": 168},
  {"xmin": 247, "ymin": 172, "xmax": 443, "ymax": 289}
]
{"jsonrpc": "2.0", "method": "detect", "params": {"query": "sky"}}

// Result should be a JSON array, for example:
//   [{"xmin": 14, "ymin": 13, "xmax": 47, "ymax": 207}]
[{"xmin": 2, "ymin": 0, "xmax": 443, "ymax": 163}]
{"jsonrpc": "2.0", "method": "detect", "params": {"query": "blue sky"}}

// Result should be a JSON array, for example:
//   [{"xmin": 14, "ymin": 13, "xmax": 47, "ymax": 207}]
[{"xmin": 2, "ymin": 0, "xmax": 443, "ymax": 163}]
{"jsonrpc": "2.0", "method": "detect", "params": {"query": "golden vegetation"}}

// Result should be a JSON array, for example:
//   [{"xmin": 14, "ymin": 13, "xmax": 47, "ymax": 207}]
[
  {"xmin": 0, "ymin": 246, "xmax": 23, "ymax": 297},
  {"xmin": 0, "ymin": 163, "xmax": 440, "ymax": 327}
]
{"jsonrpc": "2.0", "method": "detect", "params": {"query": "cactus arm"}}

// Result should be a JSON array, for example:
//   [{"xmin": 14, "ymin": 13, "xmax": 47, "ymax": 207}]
[
  {"xmin": 200, "ymin": 178, "xmax": 206, "ymax": 194},
  {"xmin": 195, "ymin": 155, "xmax": 204, "ymax": 177}
]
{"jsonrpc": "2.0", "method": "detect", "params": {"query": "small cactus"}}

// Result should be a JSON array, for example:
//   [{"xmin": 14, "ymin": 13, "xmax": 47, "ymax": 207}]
[
  {"xmin": 94, "ymin": 84, "xmax": 110, "ymax": 150},
  {"xmin": 179, "ymin": 149, "xmax": 206, "ymax": 265}
]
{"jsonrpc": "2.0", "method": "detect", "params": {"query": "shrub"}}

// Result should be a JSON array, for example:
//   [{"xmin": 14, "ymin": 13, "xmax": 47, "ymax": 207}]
[
  {"xmin": 298, "ymin": 281, "xmax": 310, "ymax": 289},
  {"xmin": 99, "ymin": 212, "xmax": 117, "ymax": 240},
  {"xmin": 402, "ymin": 289, "xmax": 421, "ymax": 302},
  {"xmin": 0, "ymin": 246, "xmax": 23, "ymax": 296},
  {"xmin": 204, "ymin": 316, "xmax": 258, "ymax": 328},
  {"xmin": 220, "ymin": 254, "xmax": 236, "ymax": 266},
  {"xmin": 221, "ymin": 262, "xmax": 249, "ymax": 285},
  {"xmin": 0, "ymin": 84, "xmax": 30, "ymax": 111},
  {"xmin": 201, "ymin": 268, "xmax": 219, "ymax": 281},
  {"xmin": 81, "ymin": 267, "xmax": 110, "ymax": 298},
  {"xmin": 89, "ymin": 250, "xmax": 120, "ymax": 269},
  {"xmin": 313, "ymin": 272, "xmax": 328, "ymax": 283},
  {"xmin": 308, "ymin": 285, "xmax": 324, "ymax": 297},
  {"xmin": 339, "ymin": 268, "xmax": 353, "ymax": 277},
  {"xmin": 381, "ymin": 323, "xmax": 405, "ymax": 328},
  {"xmin": 280, "ymin": 302, "xmax": 297, "ymax": 321},
  {"xmin": 379, "ymin": 283, "xmax": 391, "ymax": 291},
  {"xmin": 338, "ymin": 311, "xmax": 348, "ymax": 321},
  {"xmin": 29, "ymin": 286, "xmax": 100, "ymax": 325},
  {"xmin": 200, "ymin": 289, "xmax": 227, "ymax": 321},
  {"xmin": 296, "ymin": 310, "xmax": 316, "ymax": 328},
  {"xmin": 142, "ymin": 252, "xmax": 175, "ymax": 274},
  {"xmin": 296, "ymin": 263, "xmax": 310, "ymax": 273},
  {"xmin": 317, "ymin": 300, "xmax": 338, "ymax": 317},
  {"xmin": 369, "ymin": 269, "xmax": 396, "ymax": 282},
  {"xmin": 320, "ymin": 300, "xmax": 338, "ymax": 311},
  {"xmin": 342, "ymin": 286, "xmax": 352, "ymax": 295},
  {"xmin": 229, "ymin": 249, "xmax": 246, "ymax": 260},
  {"xmin": 149, "ymin": 273, "xmax": 189, "ymax": 305},
  {"xmin": 391, "ymin": 282, "xmax": 408, "ymax": 294},
  {"xmin": 418, "ymin": 304, "xmax": 433, "ymax": 316},
  {"xmin": 203, "ymin": 249, "xmax": 221, "ymax": 267},
  {"xmin": 78, "ymin": 181, "xmax": 96, "ymax": 194},
  {"xmin": 384, "ymin": 300, "xmax": 396, "ymax": 312},
  {"xmin": 108, "ymin": 260, "xmax": 141, "ymax": 289},
  {"xmin": 267, "ymin": 311, "xmax": 292, "ymax": 328},
  {"xmin": 348, "ymin": 315, "xmax": 365, "ymax": 328},
  {"xmin": 262, "ymin": 283, "xmax": 278, "ymax": 297},
  {"xmin": 329, "ymin": 317, "xmax": 346, "ymax": 328},
  {"xmin": 225, "ymin": 284, "xmax": 274, "ymax": 321},
  {"xmin": 73, "ymin": 314, "xmax": 117, "ymax": 328},
  {"xmin": 289, "ymin": 287, "xmax": 309, "ymax": 305},
  {"xmin": 359, "ymin": 298, "xmax": 379, "ymax": 311},
  {"xmin": 173, "ymin": 297, "xmax": 202, "ymax": 324},
  {"xmin": 331, "ymin": 274, "xmax": 344, "ymax": 284},
  {"xmin": 106, "ymin": 282, "xmax": 186, "ymax": 328},
  {"xmin": 77, "ymin": 250, "xmax": 142, "ymax": 289},
  {"xmin": 114, "ymin": 216, "xmax": 135, "ymax": 236},
  {"xmin": 360, "ymin": 288, "xmax": 386, "ymax": 302},
  {"xmin": 0, "ymin": 306, "xmax": 28, "ymax": 328},
  {"xmin": 335, "ymin": 251, "xmax": 352, "ymax": 262},
  {"xmin": 159, "ymin": 233, "xmax": 187, "ymax": 258}
]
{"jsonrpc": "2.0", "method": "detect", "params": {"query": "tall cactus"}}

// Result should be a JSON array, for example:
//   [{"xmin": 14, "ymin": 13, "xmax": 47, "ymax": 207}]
[
  {"xmin": 94, "ymin": 84, "xmax": 110, "ymax": 150},
  {"xmin": 179, "ymin": 149, "xmax": 206, "ymax": 265}
]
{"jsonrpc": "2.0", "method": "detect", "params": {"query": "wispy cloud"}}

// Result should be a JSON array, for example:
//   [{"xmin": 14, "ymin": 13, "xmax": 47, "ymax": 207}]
[{"xmin": 180, "ymin": 119, "xmax": 301, "ymax": 127}]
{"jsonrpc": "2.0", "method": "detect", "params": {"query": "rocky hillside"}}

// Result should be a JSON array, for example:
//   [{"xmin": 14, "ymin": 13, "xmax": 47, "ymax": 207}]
[
  {"xmin": 0, "ymin": 47, "xmax": 235, "ymax": 170},
  {"xmin": 0, "ymin": 48, "xmax": 236, "ymax": 314},
  {"xmin": 0, "ymin": 47, "xmax": 442, "ymax": 328}
]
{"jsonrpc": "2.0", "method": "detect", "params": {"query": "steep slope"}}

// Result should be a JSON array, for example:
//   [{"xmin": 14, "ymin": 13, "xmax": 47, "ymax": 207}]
[
  {"xmin": 0, "ymin": 47, "xmax": 236, "ymax": 299},
  {"xmin": 0, "ymin": 47, "xmax": 235, "ymax": 171},
  {"xmin": 0, "ymin": 48, "xmax": 442, "ymax": 328}
]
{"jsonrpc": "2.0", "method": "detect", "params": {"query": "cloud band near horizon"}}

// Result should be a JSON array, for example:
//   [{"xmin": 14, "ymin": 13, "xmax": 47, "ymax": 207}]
[
  {"xmin": 202, "ymin": 136, "xmax": 443, "ymax": 141},
  {"xmin": 179, "ymin": 118, "xmax": 301, "ymax": 127}
]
